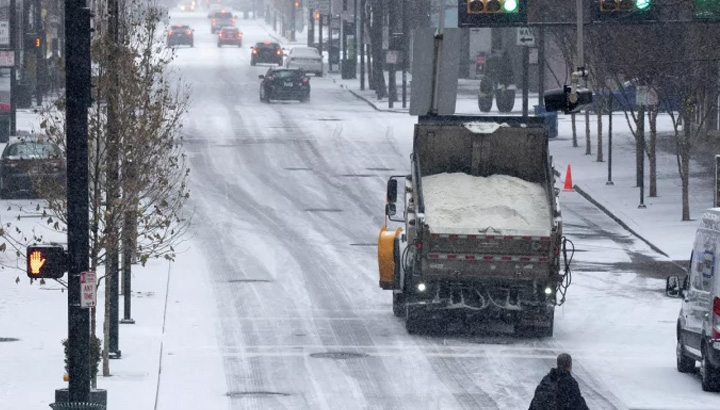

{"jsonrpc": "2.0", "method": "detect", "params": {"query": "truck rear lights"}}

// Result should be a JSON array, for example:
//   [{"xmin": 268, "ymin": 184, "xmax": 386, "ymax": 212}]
[{"xmin": 276, "ymin": 50, "xmax": 282, "ymax": 55}]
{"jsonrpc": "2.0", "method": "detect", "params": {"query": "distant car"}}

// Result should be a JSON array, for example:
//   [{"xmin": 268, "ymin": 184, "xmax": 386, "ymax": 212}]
[
  {"xmin": 177, "ymin": 1, "xmax": 195, "ymax": 12},
  {"xmin": 259, "ymin": 67, "xmax": 310, "ymax": 103},
  {"xmin": 207, "ymin": 3, "xmax": 223, "ymax": 17},
  {"xmin": 167, "ymin": 24, "xmax": 194, "ymax": 47},
  {"xmin": 250, "ymin": 42, "xmax": 283, "ymax": 66},
  {"xmin": 0, "ymin": 137, "xmax": 65, "ymax": 199},
  {"xmin": 217, "ymin": 26, "xmax": 242, "ymax": 47},
  {"xmin": 285, "ymin": 46, "xmax": 323, "ymax": 76},
  {"xmin": 211, "ymin": 11, "xmax": 235, "ymax": 33}
]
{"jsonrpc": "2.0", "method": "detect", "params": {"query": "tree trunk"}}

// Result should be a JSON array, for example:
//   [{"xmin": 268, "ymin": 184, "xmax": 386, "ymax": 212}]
[
  {"xmin": 585, "ymin": 110, "xmax": 591, "ymax": 155},
  {"xmin": 682, "ymin": 147, "xmax": 690, "ymax": 221},
  {"xmin": 636, "ymin": 106, "xmax": 645, "ymax": 188},
  {"xmin": 370, "ymin": 0, "xmax": 386, "ymax": 99},
  {"xmin": 596, "ymin": 106, "xmax": 604, "ymax": 162},
  {"xmin": 648, "ymin": 106, "xmax": 658, "ymax": 197},
  {"xmin": 571, "ymin": 113, "xmax": 577, "ymax": 147}
]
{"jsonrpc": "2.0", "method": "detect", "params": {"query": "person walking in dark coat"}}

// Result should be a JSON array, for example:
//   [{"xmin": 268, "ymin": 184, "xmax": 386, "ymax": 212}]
[{"xmin": 529, "ymin": 353, "xmax": 590, "ymax": 410}]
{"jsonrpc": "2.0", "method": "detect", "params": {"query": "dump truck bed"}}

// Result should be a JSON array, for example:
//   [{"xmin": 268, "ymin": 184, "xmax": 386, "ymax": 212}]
[{"xmin": 411, "ymin": 116, "xmax": 560, "ymax": 281}]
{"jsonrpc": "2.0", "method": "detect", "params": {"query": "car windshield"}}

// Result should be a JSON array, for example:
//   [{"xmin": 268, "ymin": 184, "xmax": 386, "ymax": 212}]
[
  {"xmin": 4, "ymin": 142, "xmax": 60, "ymax": 159},
  {"xmin": 214, "ymin": 12, "xmax": 232, "ymax": 18},
  {"xmin": 271, "ymin": 70, "xmax": 302, "ymax": 80},
  {"xmin": 221, "ymin": 28, "xmax": 238, "ymax": 33},
  {"xmin": 171, "ymin": 25, "xmax": 189, "ymax": 30}
]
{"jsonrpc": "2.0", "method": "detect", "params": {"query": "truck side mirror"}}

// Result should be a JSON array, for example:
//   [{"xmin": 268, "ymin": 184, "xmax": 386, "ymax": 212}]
[
  {"xmin": 666, "ymin": 275, "xmax": 682, "ymax": 298},
  {"xmin": 386, "ymin": 179, "xmax": 398, "ymax": 203}
]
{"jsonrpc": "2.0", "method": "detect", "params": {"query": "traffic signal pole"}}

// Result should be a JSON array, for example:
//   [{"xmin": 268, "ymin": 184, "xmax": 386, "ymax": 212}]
[{"xmin": 64, "ymin": 0, "xmax": 92, "ymax": 403}]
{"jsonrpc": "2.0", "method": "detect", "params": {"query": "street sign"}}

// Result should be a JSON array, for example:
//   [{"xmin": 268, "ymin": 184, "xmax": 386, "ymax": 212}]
[
  {"xmin": 80, "ymin": 271, "xmax": 97, "ymax": 309},
  {"xmin": 0, "ymin": 51, "xmax": 14, "ymax": 67},
  {"xmin": 517, "ymin": 27, "xmax": 535, "ymax": 46},
  {"xmin": 0, "ymin": 21, "xmax": 8, "ymax": 47}
]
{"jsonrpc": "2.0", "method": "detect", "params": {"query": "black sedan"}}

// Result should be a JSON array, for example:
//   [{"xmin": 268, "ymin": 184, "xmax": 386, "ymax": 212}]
[
  {"xmin": 259, "ymin": 68, "xmax": 310, "ymax": 103},
  {"xmin": 0, "ymin": 138, "xmax": 66, "ymax": 199},
  {"xmin": 167, "ymin": 25, "xmax": 194, "ymax": 47},
  {"xmin": 250, "ymin": 42, "xmax": 283, "ymax": 66}
]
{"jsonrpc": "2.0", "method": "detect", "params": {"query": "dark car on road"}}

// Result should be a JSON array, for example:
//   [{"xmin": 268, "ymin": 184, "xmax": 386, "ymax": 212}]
[
  {"xmin": 211, "ymin": 11, "xmax": 235, "ymax": 33},
  {"xmin": 217, "ymin": 26, "xmax": 243, "ymax": 47},
  {"xmin": 259, "ymin": 68, "xmax": 310, "ymax": 103},
  {"xmin": 0, "ymin": 138, "xmax": 65, "ymax": 199},
  {"xmin": 167, "ymin": 24, "xmax": 194, "ymax": 47},
  {"xmin": 250, "ymin": 42, "xmax": 283, "ymax": 66}
]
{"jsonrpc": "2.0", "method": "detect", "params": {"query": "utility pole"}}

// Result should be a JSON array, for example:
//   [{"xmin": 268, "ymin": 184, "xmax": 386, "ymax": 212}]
[
  {"xmin": 359, "ymin": 0, "xmax": 364, "ymax": 90},
  {"xmin": 290, "ymin": 0, "xmax": 296, "ymax": 41},
  {"xmin": 401, "ymin": 0, "xmax": 407, "ymax": 108},
  {"xmin": 34, "ymin": 0, "xmax": 42, "ymax": 106},
  {"xmin": 9, "ymin": 0, "xmax": 16, "ymax": 134},
  {"xmin": 106, "ymin": 0, "xmax": 121, "ymax": 360},
  {"xmin": 64, "ymin": 0, "xmax": 92, "ymax": 402}
]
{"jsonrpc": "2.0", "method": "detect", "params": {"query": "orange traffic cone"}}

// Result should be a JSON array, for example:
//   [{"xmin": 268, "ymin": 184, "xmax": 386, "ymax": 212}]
[{"xmin": 563, "ymin": 164, "xmax": 574, "ymax": 192}]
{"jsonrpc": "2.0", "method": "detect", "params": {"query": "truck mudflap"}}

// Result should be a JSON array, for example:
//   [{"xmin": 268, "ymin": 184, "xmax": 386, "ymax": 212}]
[{"xmin": 378, "ymin": 226, "xmax": 403, "ymax": 290}]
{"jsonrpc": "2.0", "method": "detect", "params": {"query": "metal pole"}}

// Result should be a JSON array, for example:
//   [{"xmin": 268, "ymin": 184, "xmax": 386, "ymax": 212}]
[
  {"xmin": 308, "ymin": 8, "xmax": 314, "ymax": 47},
  {"xmin": 107, "ymin": 0, "xmax": 121, "ymax": 359},
  {"xmin": 65, "ymin": 0, "xmax": 91, "ymax": 402},
  {"xmin": 319, "ymin": 13, "xmax": 323, "ymax": 56},
  {"xmin": 607, "ymin": 97, "xmax": 614, "ymax": 185},
  {"xmin": 538, "ymin": 26, "xmax": 544, "ymax": 108},
  {"xmin": 430, "ymin": 4, "xmax": 445, "ymax": 114},
  {"xmin": 401, "ymin": 0, "xmax": 407, "ymax": 108},
  {"xmin": 522, "ymin": 45, "xmax": 528, "ymax": 118},
  {"xmin": 290, "ymin": 0, "xmax": 296, "ymax": 41},
  {"xmin": 34, "ymin": 0, "xmax": 42, "ymax": 106},
  {"xmin": 359, "ymin": 0, "xmax": 365, "ymax": 90},
  {"xmin": 9, "ymin": 0, "xmax": 16, "ymax": 134},
  {"xmin": 638, "ymin": 105, "xmax": 646, "ymax": 208}
]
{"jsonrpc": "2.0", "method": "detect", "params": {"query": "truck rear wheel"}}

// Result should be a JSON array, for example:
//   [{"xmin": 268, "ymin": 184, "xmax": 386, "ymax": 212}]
[
  {"xmin": 392, "ymin": 293, "xmax": 405, "ymax": 317},
  {"xmin": 405, "ymin": 305, "xmax": 424, "ymax": 334},
  {"xmin": 701, "ymin": 342, "xmax": 720, "ymax": 392}
]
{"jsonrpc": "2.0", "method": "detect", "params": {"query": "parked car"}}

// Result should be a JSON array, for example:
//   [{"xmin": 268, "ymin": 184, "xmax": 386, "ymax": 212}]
[
  {"xmin": 167, "ymin": 24, "xmax": 194, "ymax": 47},
  {"xmin": 250, "ymin": 41, "xmax": 283, "ymax": 66},
  {"xmin": 667, "ymin": 208, "xmax": 720, "ymax": 391},
  {"xmin": 211, "ymin": 11, "xmax": 235, "ymax": 33},
  {"xmin": 0, "ymin": 137, "xmax": 65, "ymax": 199},
  {"xmin": 285, "ymin": 46, "xmax": 323, "ymax": 76},
  {"xmin": 217, "ymin": 26, "xmax": 242, "ymax": 47},
  {"xmin": 259, "ymin": 68, "xmax": 310, "ymax": 103},
  {"xmin": 177, "ymin": 1, "xmax": 195, "ymax": 12}
]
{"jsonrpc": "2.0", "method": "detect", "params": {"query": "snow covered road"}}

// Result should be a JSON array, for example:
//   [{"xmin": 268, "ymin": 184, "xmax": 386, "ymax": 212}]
[{"xmin": 155, "ymin": 11, "xmax": 720, "ymax": 410}]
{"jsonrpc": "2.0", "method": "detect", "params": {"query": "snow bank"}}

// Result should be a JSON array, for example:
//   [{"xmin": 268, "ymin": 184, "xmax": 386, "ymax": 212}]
[
  {"xmin": 421, "ymin": 172, "xmax": 551, "ymax": 232},
  {"xmin": 463, "ymin": 122, "xmax": 503, "ymax": 134}
]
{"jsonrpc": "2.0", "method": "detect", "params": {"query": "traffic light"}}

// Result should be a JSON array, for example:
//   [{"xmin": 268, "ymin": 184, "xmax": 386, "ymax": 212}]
[
  {"xmin": 458, "ymin": 0, "xmax": 526, "ymax": 27},
  {"xmin": 315, "ymin": 11, "xmax": 320, "ymax": 20},
  {"xmin": 294, "ymin": 1, "xmax": 300, "ymax": 7},
  {"xmin": 26, "ymin": 245, "xmax": 67, "ymax": 279},
  {"xmin": 694, "ymin": 0, "xmax": 720, "ymax": 21},
  {"xmin": 544, "ymin": 86, "xmax": 593, "ymax": 115},
  {"xmin": 595, "ymin": 0, "xmax": 655, "ymax": 21}
]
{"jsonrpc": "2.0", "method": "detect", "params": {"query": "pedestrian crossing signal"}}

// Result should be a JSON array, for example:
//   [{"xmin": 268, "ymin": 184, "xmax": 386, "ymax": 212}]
[{"xmin": 26, "ymin": 245, "xmax": 67, "ymax": 279}]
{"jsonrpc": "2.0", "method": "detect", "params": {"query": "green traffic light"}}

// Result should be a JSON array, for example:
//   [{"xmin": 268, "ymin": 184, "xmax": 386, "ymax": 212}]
[
  {"xmin": 503, "ymin": 0, "xmax": 519, "ymax": 13},
  {"xmin": 635, "ymin": 0, "xmax": 650, "ymax": 10}
]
